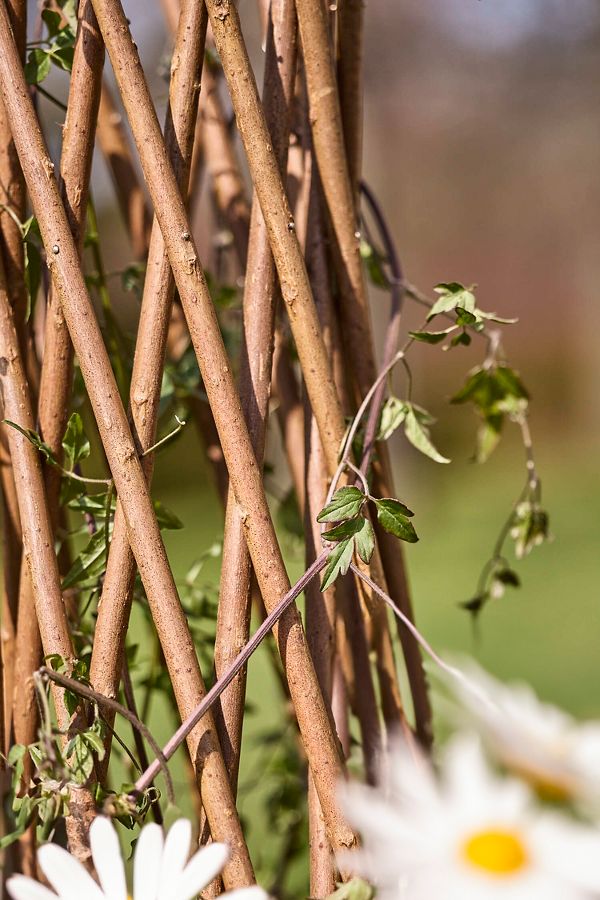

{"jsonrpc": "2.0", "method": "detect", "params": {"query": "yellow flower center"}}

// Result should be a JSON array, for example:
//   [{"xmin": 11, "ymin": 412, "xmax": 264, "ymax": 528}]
[{"xmin": 462, "ymin": 828, "xmax": 528, "ymax": 876}]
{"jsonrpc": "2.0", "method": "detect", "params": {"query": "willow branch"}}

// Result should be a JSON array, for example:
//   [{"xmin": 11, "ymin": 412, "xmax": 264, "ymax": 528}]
[
  {"xmin": 337, "ymin": 0, "xmax": 364, "ymax": 202},
  {"xmin": 85, "ymin": 5, "xmax": 258, "ymax": 887},
  {"xmin": 0, "ymin": 7, "xmax": 256, "ymax": 885},
  {"xmin": 88, "ymin": 0, "xmax": 355, "ymax": 852},
  {"xmin": 0, "ymin": 0, "xmax": 26, "ymax": 754},
  {"xmin": 213, "ymin": 0, "xmax": 298, "ymax": 793},
  {"xmin": 13, "ymin": 0, "xmax": 104, "ymax": 773}
]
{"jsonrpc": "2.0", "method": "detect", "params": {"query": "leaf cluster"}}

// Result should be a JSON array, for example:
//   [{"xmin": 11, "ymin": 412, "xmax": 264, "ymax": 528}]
[
  {"xmin": 452, "ymin": 365, "xmax": 529, "ymax": 462},
  {"xmin": 317, "ymin": 487, "xmax": 418, "ymax": 591}
]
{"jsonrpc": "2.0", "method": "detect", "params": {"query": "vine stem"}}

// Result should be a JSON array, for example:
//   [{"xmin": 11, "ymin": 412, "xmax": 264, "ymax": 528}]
[
  {"xmin": 134, "ymin": 550, "xmax": 329, "ymax": 793},
  {"xmin": 39, "ymin": 667, "xmax": 174, "ymax": 804}
]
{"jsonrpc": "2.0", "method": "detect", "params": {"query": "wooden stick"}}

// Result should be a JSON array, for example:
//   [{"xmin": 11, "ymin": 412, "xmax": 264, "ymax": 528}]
[
  {"xmin": 0, "ymin": 6, "xmax": 255, "ymax": 886},
  {"xmin": 337, "ymin": 0, "xmax": 363, "ymax": 201},
  {"xmin": 86, "ymin": 0, "xmax": 354, "ymax": 851},
  {"xmin": 296, "ymin": 0, "xmax": 432, "ymax": 742},
  {"xmin": 89, "ymin": 0, "xmax": 208, "ymax": 776},
  {"xmin": 213, "ymin": 0, "xmax": 298, "ymax": 792},
  {"xmin": 0, "ymin": 251, "xmax": 98, "ymax": 863},
  {"xmin": 12, "ymin": 0, "xmax": 105, "ymax": 775},
  {"xmin": 0, "ymin": 0, "xmax": 26, "ymax": 755}
]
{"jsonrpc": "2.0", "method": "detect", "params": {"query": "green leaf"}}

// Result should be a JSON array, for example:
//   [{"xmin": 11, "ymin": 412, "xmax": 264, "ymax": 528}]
[
  {"xmin": 321, "ymin": 539, "xmax": 354, "ymax": 591},
  {"xmin": 62, "ymin": 528, "xmax": 109, "ymax": 589},
  {"xmin": 409, "ymin": 327, "xmax": 456, "ymax": 344},
  {"xmin": 323, "ymin": 517, "xmax": 366, "ymax": 542},
  {"xmin": 41, "ymin": 8, "xmax": 63, "ymax": 36},
  {"xmin": 24, "ymin": 49, "xmax": 51, "ymax": 84},
  {"xmin": 153, "ymin": 499, "xmax": 184, "ymax": 531},
  {"xmin": 3, "ymin": 420, "xmax": 57, "ymax": 464},
  {"xmin": 62, "ymin": 413, "xmax": 90, "ymax": 469},
  {"xmin": 68, "ymin": 491, "xmax": 114, "ymax": 516},
  {"xmin": 359, "ymin": 239, "xmax": 388, "ymax": 288},
  {"xmin": 510, "ymin": 501, "xmax": 549, "ymax": 559},
  {"xmin": 82, "ymin": 727, "xmax": 106, "ymax": 760},
  {"xmin": 317, "ymin": 486, "xmax": 365, "ymax": 523},
  {"xmin": 58, "ymin": 0, "xmax": 78, "ymax": 31},
  {"xmin": 476, "ymin": 415, "xmax": 503, "ymax": 463},
  {"xmin": 327, "ymin": 879, "xmax": 375, "ymax": 900},
  {"xmin": 354, "ymin": 517, "xmax": 375, "ymax": 563},
  {"xmin": 67, "ymin": 734, "xmax": 95, "ymax": 783},
  {"xmin": 323, "ymin": 516, "xmax": 374, "ymax": 563},
  {"xmin": 50, "ymin": 44, "xmax": 74, "ymax": 72},
  {"xmin": 403, "ymin": 404, "xmax": 450, "ymax": 464},
  {"xmin": 377, "ymin": 396, "xmax": 407, "ymax": 441},
  {"xmin": 455, "ymin": 307, "xmax": 477, "ymax": 326},
  {"xmin": 428, "ymin": 282, "xmax": 476, "ymax": 320},
  {"xmin": 450, "ymin": 330, "xmax": 472, "ymax": 348},
  {"xmin": 461, "ymin": 593, "xmax": 489, "ymax": 615},
  {"xmin": 373, "ymin": 498, "xmax": 418, "ymax": 543}
]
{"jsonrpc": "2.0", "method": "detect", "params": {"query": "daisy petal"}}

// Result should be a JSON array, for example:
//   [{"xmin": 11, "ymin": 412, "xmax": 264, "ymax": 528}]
[
  {"xmin": 166, "ymin": 843, "xmax": 230, "ymax": 900},
  {"xmin": 90, "ymin": 817, "xmax": 127, "ymax": 900},
  {"xmin": 157, "ymin": 819, "xmax": 192, "ymax": 898},
  {"xmin": 6, "ymin": 875, "xmax": 58, "ymax": 900},
  {"xmin": 133, "ymin": 822, "xmax": 164, "ymax": 900},
  {"xmin": 223, "ymin": 889, "xmax": 269, "ymax": 899},
  {"xmin": 37, "ymin": 844, "xmax": 106, "ymax": 900}
]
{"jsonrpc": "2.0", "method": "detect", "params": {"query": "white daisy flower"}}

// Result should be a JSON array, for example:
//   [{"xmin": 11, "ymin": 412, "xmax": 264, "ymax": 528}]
[
  {"xmin": 339, "ymin": 734, "xmax": 600, "ymax": 899},
  {"xmin": 444, "ymin": 661, "xmax": 600, "ymax": 815},
  {"xmin": 7, "ymin": 816, "xmax": 267, "ymax": 900}
]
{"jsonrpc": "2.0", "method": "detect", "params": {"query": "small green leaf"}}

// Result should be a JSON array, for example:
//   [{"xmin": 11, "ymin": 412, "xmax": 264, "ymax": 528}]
[
  {"xmin": 377, "ymin": 396, "xmax": 407, "ymax": 441},
  {"xmin": 3, "ymin": 420, "xmax": 57, "ymax": 464},
  {"xmin": 317, "ymin": 486, "xmax": 365, "ymax": 523},
  {"xmin": 62, "ymin": 413, "xmax": 90, "ymax": 469},
  {"xmin": 323, "ymin": 517, "xmax": 367, "ymax": 542},
  {"xmin": 153, "ymin": 499, "xmax": 184, "ymax": 531},
  {"xmin": 428, "ymin": 282, "xmax": 476, "ymax": 320},
  {"xmin": 323, "ymin": 516, "xmax": 375, "ymax": 563},
  {"xmin": 359, "ymin": 239, "xmax": 388, "ymax": 288},
  {"xmin": 24, "ymin": 49, "xmax": 51, "ymax": 84},
  {"xmin": 461, "ymin": 593, "xmax": 489, "ymax": 615},
  {"xmin": 62, "ymin": 529, "xmax": 109, "ymax": 589},
  {"xmin": 373, "ymin": 498, "xmax": 418, "ymax": 543},
  {"xmin": 41, "ymin": 9, "xmax": 63, "ymax": 36},
  {"xmin": 354, "ymin": 517, "xmax": 375, "ymax": 564},
  {"xmin": 455, "ymin": 307, "xmax": 477, "ymax": 326},
  {"xmin": 82, "ymin": 728, "xmax": 106, "ymax": 760},
  {"xmin": 409, "ymin": 327, "xmax": 456, "ymax": 344},
  {"xmin": 450, "ymin": 330, "xmax": 472, "ymax": 348},
  {"xmin": 321, "ymin": 538, "xmax": 354, "ymax": 591},
  {"xmin": 476, "ymin": 415, "xmax": 503, "ymax": 463},
  {"xmin": 50, "ymin": 44, "xmax": 74, "ymax": 72},
  {"xmin": 404, "ymin": 404, "xmax": 450, "ymax": 464},
  {"xmin": 510, "ymin": 501, "xmax": 549, "ymax": 559},
  {"xmin": 58, "ymin": 0, "xmax": 78, "ymax": 31}
]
